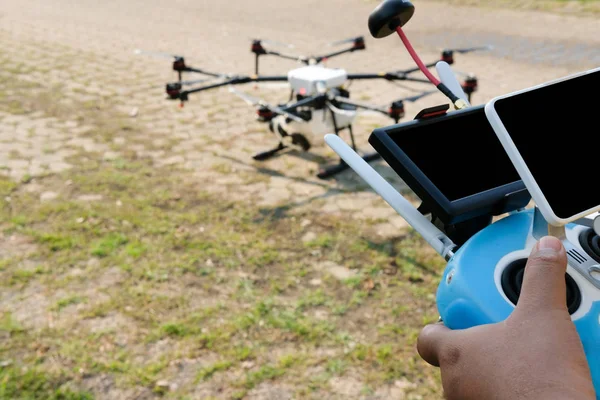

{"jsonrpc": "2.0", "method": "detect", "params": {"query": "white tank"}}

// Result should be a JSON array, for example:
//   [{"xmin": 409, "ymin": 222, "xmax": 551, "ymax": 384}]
[{"xmin": 287, "ymin": 65, "xmax": 348, "ymax": 96}]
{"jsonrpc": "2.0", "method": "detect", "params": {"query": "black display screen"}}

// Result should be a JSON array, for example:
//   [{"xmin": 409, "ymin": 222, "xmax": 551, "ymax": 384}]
[
  {"xmin": 493, "ymin": 69, "xmax": 600, "ymax": 219},
  {"xmin": 390, "ymin": 106, "xmax": 521, "ymax": 201}
]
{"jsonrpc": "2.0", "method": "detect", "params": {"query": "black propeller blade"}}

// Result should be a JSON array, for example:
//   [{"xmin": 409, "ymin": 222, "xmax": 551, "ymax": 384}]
[
  {"xmin": 402, "ymin": 89, "xmax": 438, "ymax": 102},
  {"xmin": 179, "ymin": 78, "xmax": 213, "ymax": 86},
  {"xmin": 133, "ymin": 49, "xmax": 182, "ymax": 60},
  {"xmin": 444, "ymin": 45, "xmax": 493, "ymax": 54},
  {"xmin": 329, "ymin": 36, "xmax": 364, "ymax": 46}
]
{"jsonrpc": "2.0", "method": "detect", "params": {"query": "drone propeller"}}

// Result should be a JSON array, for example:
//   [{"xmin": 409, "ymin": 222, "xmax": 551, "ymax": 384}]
[
  {"xmin": 228, "ymin": 86, "xmax": 263, "ymax": 106},
  {"xmin": 133, "ymin": 49, "xmax": 182, "ymax": 60},
  {"xmin": 445, "ymin": 67, "xmax": 478, "ymax": 81},
  {"xmin": 329, "ymin": 36, "xmax": 363, "ymax": 47},
  {"xmin": 179, "ymin": 78, "xmax": 213, "ymax": 86},
  {"xmin": 443, "ymin": 45, "xmax": 493, "ymax": 54},
  {"xmin": 228, "ymin": 87, "xmax": 305, "ymax": 123},
  {"xmin": 151, "ymin": 78, "xmax": 210, "ymax": 90},
  {"xmin": 333, "ymin": 89, "xmax": 437, "ymax": 119},
  {"xmin": 251, "ymin": 38, "xmax": 295, "ymax": 49},
  {"xmin": 402, "ymin": 89, "xmax": 438, "ymax": 103}
]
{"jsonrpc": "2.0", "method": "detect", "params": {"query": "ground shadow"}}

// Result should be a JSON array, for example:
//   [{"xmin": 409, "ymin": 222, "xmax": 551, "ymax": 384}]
[
  {"xmin": 363, "ymin": 234, "xmax": 439, "ymax": 276},
  {"xmin": 216, "ymin": 150, "xmax": 413, "ymax": 223}
]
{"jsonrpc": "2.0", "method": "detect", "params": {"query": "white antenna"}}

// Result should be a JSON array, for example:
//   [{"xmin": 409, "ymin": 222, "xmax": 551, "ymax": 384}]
[
  {"xmin": 324, "ymin": 134, "xmax": 456, "ymax": 260},
  {"xmin": 436, "ymin": 61, "xmax": 470, "ymax": 106}
]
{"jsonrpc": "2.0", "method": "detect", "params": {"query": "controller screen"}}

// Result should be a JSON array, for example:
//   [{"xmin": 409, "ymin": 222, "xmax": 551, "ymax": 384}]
[
  {"xmin": 493, "ymin": 69, "xmax": 599, "ymax": 219},
  {"xmin": 390, "ymin": 107, "xmax": 521, "ymax": 201}
]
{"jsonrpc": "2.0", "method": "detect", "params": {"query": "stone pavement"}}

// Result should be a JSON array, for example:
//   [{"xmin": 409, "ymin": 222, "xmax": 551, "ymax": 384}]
[{"xmin": 1, "ymin": 0, "xmax": 599, "ymax": 237}]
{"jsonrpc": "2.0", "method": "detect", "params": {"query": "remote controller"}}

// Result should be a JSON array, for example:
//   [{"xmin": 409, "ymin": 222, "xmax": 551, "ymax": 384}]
[
  {"xmin": 437, "ymin": 206, "xmax": 600, "ymax": 394},
  {"xmin": 325, "ymin": 134, "xmax": 600, "ymax": 396}
]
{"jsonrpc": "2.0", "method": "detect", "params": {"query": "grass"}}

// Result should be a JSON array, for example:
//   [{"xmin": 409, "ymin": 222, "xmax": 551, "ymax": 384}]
[
  {"xmin": 0, "ymin": 42, "xmax": 446, "ymax": 399},
  {"xmin": 421, "ymin": 0, "xmax": 600, "ymax": 15},
  {"xmin": 0, "ymin": 158, "xmax": 445, "ymax": 398}
]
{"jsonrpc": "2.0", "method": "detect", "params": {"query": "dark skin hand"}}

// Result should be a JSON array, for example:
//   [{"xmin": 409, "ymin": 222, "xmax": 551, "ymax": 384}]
[{"xmin": 418, "ymin": 236, "xmax": 596, "ymax": 400}]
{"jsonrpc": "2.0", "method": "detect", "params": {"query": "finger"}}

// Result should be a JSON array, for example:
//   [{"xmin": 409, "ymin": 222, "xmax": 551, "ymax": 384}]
[
  {"xmin": 516, "ymin": 235, "xmax": 568, "ymax": 313},
  {"xmin": 417, "ymin": 322, "xmax": 453, "ymax": 367}
]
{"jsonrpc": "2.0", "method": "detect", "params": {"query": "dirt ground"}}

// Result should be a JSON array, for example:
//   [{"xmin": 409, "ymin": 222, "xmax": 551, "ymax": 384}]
[{"xmin": 0, "ymin": 1, "xmax": 598, "ymax": 399}]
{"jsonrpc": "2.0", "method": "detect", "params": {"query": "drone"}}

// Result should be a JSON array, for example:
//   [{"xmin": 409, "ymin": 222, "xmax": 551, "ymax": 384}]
[{"xmin": 137, "ymin": 35, "xmax": 490, "ymax": 179}]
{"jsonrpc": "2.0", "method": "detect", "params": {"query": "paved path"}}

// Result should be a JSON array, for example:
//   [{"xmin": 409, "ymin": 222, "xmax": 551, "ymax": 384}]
[{"xmin": 1, "ymin": 0, "xmax": 599, "ymax": 237}]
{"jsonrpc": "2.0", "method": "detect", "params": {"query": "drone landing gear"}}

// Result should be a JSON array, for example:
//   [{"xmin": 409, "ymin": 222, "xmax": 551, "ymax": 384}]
[
  {"xmin": 317, "ymin": 125, "xmax": 381, "ymax": 179},
  {"xmin": 252, "ymin": 133, "xmax": 311, "ymax": 161},
  {"xmin": 253, "ymin": 142, "xmax": 287, "ymax": 161}
]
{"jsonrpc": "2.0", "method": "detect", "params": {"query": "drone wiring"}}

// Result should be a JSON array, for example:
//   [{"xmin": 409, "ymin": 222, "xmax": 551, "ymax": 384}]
[
  {"xmin": 395, "ymin": 27, "xmax": 441, "ymax": 87},
  {"xmin": 394, "ymin": 26, "xmax": 466, "ymax": 109}
]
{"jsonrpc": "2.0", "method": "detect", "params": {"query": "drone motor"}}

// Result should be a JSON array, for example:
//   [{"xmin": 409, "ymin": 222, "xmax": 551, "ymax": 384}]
[
  {"xmin": 461, "ymin": 75, "xmax": 478, "ymax": 96},
  {"xmin": 257, "ymin": 106, "xmax": 275, "ymax": 122},
  {"xmin": 166, "ymin": 82, "xmax": 182, "ymax": 99},
  {"xmin": 251, "ymin": 40, "xmax": 267, "ymax": 56},
  {"xmin": 352, "ymin": 37, "xmax": 366, "ymax": 51},
  {"xmin": 172, "ymin": 57, "xmax": 187, "ymax": 71},
  {"xmin": 441, "ymin": 50, "xmax": 454, "ymax": 65},
  {"xmin": 388, "ymin": 100, "xmax": 405, "ymax": 122}
]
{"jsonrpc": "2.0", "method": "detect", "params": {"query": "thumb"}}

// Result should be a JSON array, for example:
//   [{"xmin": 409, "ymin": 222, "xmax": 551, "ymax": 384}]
[
  {"xmin": 515, "ymin": 235, "xmax": 569, "ymax": 314},
  {"xmin": 417, "ymin": 322, "xmax": 454, "ymax": 367}
]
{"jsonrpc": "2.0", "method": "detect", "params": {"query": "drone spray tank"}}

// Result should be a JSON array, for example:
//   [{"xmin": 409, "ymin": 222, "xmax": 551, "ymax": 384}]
[{"xmin": 368, "ymin": 0, "xmax": 468, "ymax": 110}]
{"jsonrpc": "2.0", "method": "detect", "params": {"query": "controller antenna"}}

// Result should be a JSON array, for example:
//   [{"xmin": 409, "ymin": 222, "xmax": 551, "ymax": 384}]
[{"xmin": 368, "ymin": 0, "xmax": 468, "ymax": 110}]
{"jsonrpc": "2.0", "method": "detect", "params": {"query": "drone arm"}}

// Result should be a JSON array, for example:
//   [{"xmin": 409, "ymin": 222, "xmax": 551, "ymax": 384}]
[
  {"xmin": 346, "ymin": 73, "xmax": 384, "ymax": 80},
  {"xmin": 332, "ymin": 96, "xmax": 388, "ymax": 115},
  {"xmin": 313, "ymin": 46, "xmax": 357, "ymax": 63},
  {"xmin": 182, "ymin": 67, "xmax": 223, "ymax": 78},
  {"xmin": 180, "ymin": 73, "xmax": 289, "ymax": 97},
  {"xmin": 398, "ymin": 59, "xmax": 439, "ymax": 76},
  {"xmin": 265, "ymin": 50, "xmax": 306, "ymax": 63},
  {"xmin": 278, "ymin": 94, "xmax": 326, "ymax": 113},
  {"xmin": 180, "ymin": 77, "xmax": 252, "ymax": 98},
  {"xmin": 253, "ymin": 45, "xmax": 305, "ymax": 74},
  {"xmin": 253, "ymin": 75, "xmax": 289, "ymax": 82}
]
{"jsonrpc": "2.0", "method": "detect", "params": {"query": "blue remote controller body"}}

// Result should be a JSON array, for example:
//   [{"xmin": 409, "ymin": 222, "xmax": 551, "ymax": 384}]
[{"xmin": 437, "ymin": 208, "xmax": 600, "ymax": 396}]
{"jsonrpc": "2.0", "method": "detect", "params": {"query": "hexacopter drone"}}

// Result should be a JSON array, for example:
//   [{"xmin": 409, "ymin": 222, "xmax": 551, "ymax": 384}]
[{"xmin": 138, "ymin": 35, "xmax": 489, "ymax": 178}]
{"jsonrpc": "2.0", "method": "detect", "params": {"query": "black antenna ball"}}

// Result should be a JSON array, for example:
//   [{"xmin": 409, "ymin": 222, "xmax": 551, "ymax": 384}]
[{"xmin": 368, "ymin": 0, "xmax": 415, "ymax": 38}]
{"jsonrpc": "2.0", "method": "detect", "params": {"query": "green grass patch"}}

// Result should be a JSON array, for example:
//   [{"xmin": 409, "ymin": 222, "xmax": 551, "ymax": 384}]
[
  {"xmin": 0, "ymin": 366, "xmax": 93, "ymax": 399},
  {"xmin": 196, "ymin": 360, "xmax": 233, "ymax": 382},
  {"xmin": 0, "ymin": 313, "xmax": 25, "ymax": 336},
  {"xmin": 34, "ymin": 233, "xmax": 75, "ymax": 252},
  {"xmin": 90, "ymin": 233, "xmax": 128, "ymax": 258},
  {"xmin": 52, "ymin": 295, "xmax": 86, "ymax": 312}
]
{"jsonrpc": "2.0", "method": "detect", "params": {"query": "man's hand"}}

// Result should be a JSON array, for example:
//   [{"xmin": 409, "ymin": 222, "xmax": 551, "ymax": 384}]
[{"xmin": 418, "ymin": 236, "xmax": 596, "ymax": 400}]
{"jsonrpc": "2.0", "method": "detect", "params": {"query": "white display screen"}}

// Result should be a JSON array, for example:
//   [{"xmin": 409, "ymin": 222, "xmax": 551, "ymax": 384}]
[{"xmin": 492, "ymin": 69, "xmax": 600, "ymax": 219}]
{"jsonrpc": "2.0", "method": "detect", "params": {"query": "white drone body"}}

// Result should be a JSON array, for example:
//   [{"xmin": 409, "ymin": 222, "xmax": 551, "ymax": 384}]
[{"xmin": 275, "ymin": 65, "xmax": 356, "ymax": 145}]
